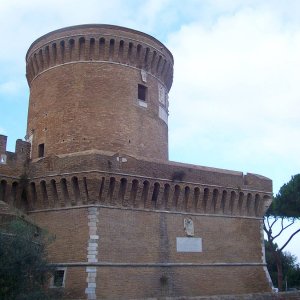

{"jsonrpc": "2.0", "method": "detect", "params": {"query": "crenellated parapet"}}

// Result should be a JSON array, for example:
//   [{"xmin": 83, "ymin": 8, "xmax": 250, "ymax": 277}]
[
  {"xmin": 26, "ymin": 24, "xmax": 174, "ymax": 90},
  {"xmin": 0, "ymin": 135, "xmax": 30, "ymax": 170}
]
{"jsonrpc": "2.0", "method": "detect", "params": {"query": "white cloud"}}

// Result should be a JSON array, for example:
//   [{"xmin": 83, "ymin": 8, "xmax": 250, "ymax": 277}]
[
  {"xmin": 0, "ymin": 0, "xmax": 140, "ymax": 63},
  {"xmin": 0, "ymin": 127, "xmax": 6, "ymax": 135},
  {"xmin": 0, "ymin": 81, "xmax": 23, "ymax": 95},
  {"xmin": 167, "ymin": 6, "xmax": 300, "ymax": 182}
]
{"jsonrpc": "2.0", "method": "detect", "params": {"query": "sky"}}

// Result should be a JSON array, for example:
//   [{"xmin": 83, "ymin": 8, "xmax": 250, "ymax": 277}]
[{"xmin": 0, "ymin": 0, "xmax": 299, "ymax": 261}]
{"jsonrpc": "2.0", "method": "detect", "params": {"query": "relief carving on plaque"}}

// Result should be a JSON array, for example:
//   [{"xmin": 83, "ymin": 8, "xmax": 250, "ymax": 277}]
[{"xmin": 184, "ymin": 218, "xmax": 194, "ymax": 237}]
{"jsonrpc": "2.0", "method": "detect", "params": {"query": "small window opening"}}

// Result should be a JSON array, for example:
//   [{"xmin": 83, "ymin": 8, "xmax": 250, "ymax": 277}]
[
  {"xmin": 138, "ymin": 84, "xmax": 147, "ymax": 101},
  {"xmin": 38, "ymin": 143, "xmax": 45, "ymax": 157},
  {"xmin": 51, "ymin": 269, "xmax": 66, "ymax": 288}
]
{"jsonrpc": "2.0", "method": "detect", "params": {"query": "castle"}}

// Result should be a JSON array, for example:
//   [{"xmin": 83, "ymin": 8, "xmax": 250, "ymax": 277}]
[{"xmin": 0, "ymin": 25, "xmax": 273, "ymax": 299}]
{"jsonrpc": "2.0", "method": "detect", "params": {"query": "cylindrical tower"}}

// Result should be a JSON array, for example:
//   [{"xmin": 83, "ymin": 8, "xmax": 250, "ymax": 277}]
[{"xmin": 25, "ymin": 25, "xmax": 173, "ymax": 160}]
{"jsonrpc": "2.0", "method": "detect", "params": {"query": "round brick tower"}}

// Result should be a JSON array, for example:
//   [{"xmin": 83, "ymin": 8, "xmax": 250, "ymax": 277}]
[{"xmin": 25, "ymin": 25, "xmax": 173, "ymax": 160}]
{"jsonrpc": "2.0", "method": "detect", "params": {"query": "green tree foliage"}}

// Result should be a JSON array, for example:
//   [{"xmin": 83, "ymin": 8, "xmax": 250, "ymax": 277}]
[
  {"xmin": 270, "ymin": 174, "xmax": 300, "ymax": 218},
  {"xmin": 265, "ymin": 240, "xmax": 300, "ymax": 289},
  {"xmin": 264, "ymin": 174, "xmax": 300, "ymax": 291},
  {"xmin": 0, "ymin": 219, "xmax": 61, "ymax": 300}
]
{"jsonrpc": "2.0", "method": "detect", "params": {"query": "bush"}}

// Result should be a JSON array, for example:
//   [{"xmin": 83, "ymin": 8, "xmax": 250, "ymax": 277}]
[{"xmin": 0, "ymin": 219, "xmax": 61, "ymax": 300}]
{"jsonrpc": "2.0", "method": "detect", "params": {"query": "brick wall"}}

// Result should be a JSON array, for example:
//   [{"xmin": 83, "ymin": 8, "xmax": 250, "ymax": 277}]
[
  {"xmin": 29, "ymin": 209, "xmax": 88, "ymax": 299},
  {"xmin": 29, "ymin": 205, "xmax": 272, "ymax": 299}
]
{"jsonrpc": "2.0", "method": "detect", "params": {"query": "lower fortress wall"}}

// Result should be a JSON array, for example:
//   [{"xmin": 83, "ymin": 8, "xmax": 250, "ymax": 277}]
[
  {"xmin": 0, "ymin": 150, "xmax": 274, "ymax": 299},
  {"xmin": 29, "ymin": 206, "xmax": 272, "ymax": 299}
]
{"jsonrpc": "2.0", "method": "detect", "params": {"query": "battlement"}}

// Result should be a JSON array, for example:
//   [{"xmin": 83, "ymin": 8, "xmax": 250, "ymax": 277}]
[
  {"xmin": 26, "ymin": 24, "xmax": 173, "ymax": 90},
  {"xmin": 0, "ymin": 135, "xmax": 31, "ymax": 166}
]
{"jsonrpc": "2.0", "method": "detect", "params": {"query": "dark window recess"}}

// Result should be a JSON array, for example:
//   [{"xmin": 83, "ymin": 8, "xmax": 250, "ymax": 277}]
[
  {"xmin": 38, "ymin": 143, "xmax": 45, "ymax": 157},
  {"xmin": 138, "ymin": 84, "xmax": 147, "ymax": 101},
  {"xmin": 53, "ymin": 270, "xmax": 65, "ymax": 287}
]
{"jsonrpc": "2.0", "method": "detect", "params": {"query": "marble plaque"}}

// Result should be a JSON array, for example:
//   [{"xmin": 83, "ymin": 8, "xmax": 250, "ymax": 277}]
[{"xmin": 176, "ymin": 237, "xmax": 202, "ymax": 252}]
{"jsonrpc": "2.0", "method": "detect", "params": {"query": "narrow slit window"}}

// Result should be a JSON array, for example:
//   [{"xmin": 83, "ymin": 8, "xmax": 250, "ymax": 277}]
[
  {"xmin": 138, "ymin": 84, "xmax": 147, "ymax": 101},
  {"xmin": 38, "ymin": 143, "xmax": 45, "ymax": 157}
]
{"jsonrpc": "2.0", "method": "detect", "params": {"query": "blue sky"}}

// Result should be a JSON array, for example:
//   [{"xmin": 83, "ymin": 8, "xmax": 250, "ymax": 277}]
[{"xmin": 0, "ymin": 0, "xmax": 299, "ymax": 260}]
